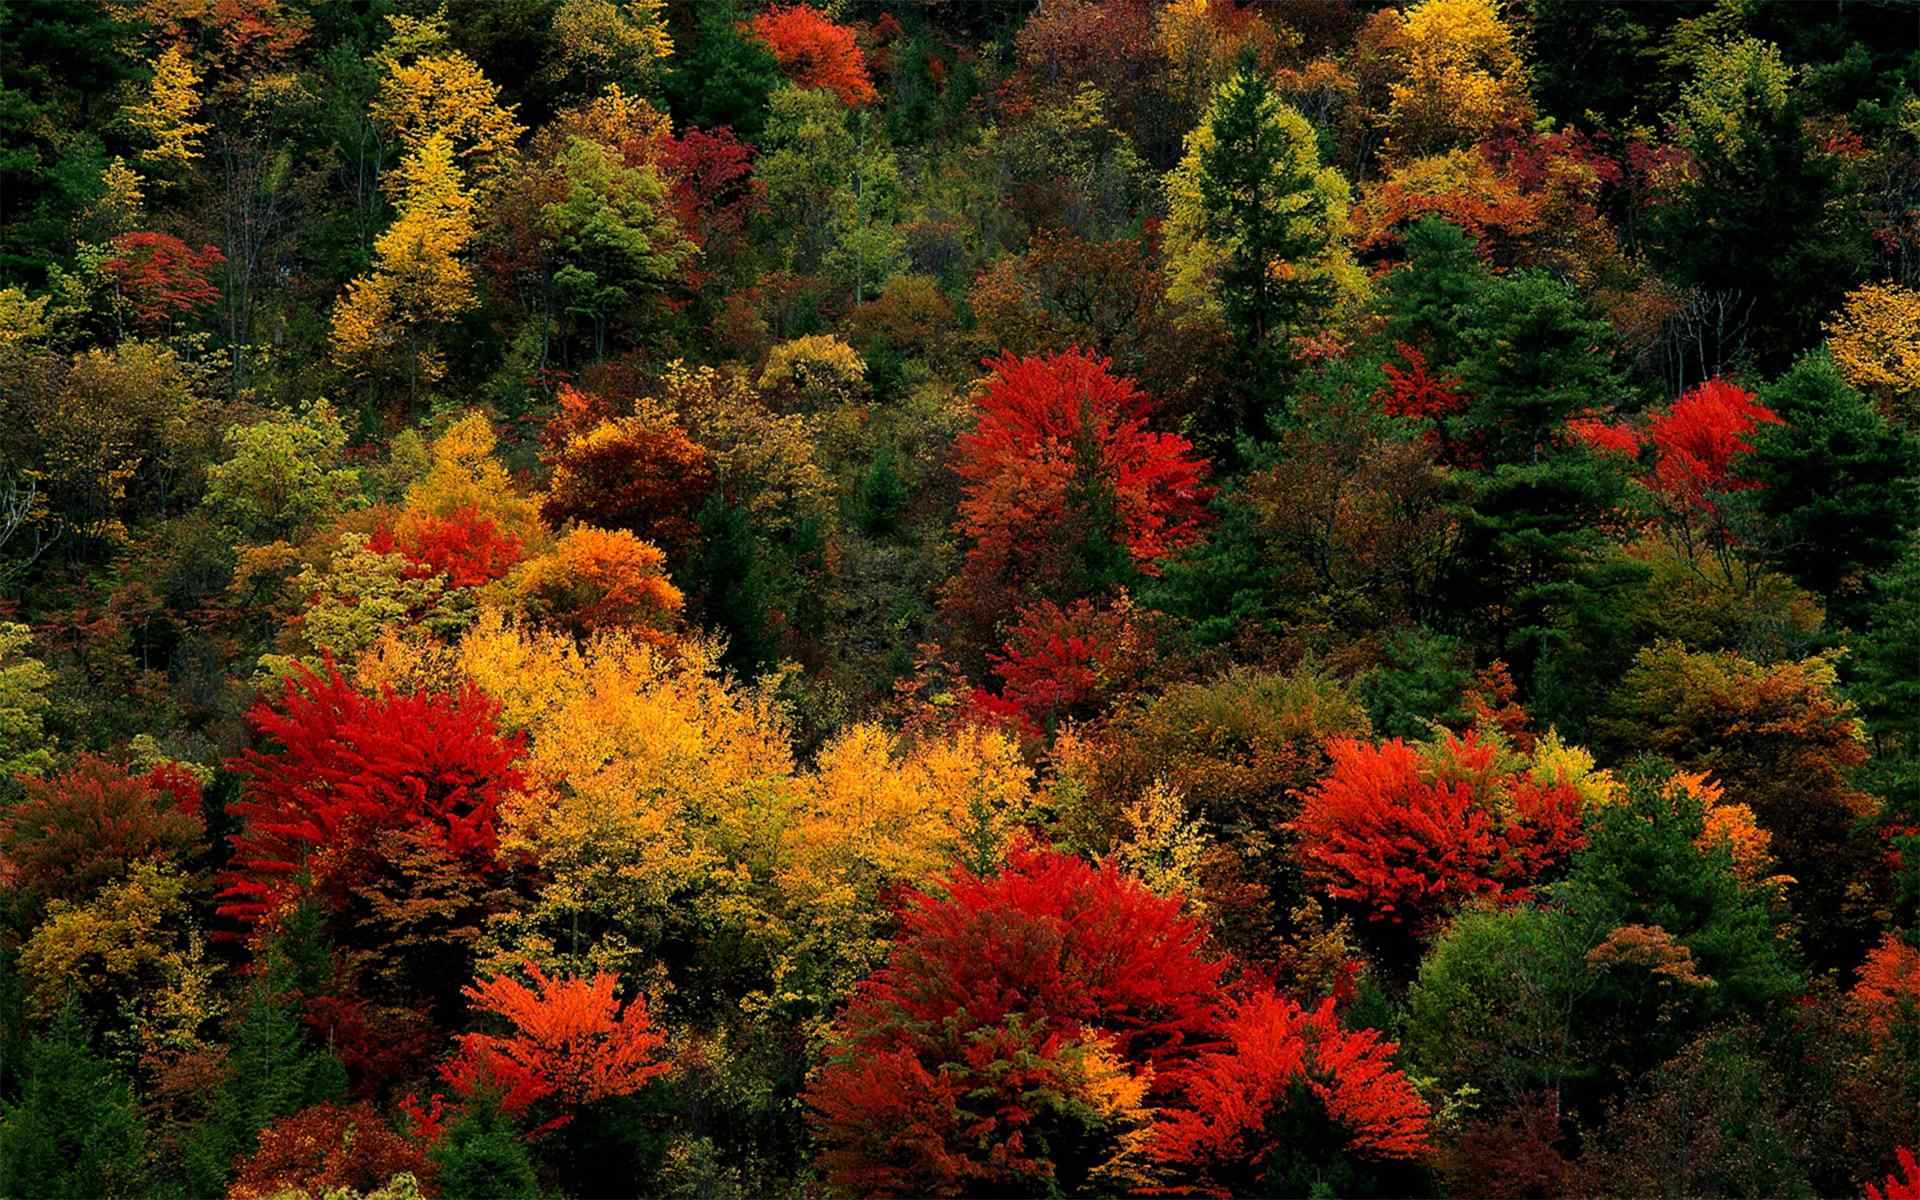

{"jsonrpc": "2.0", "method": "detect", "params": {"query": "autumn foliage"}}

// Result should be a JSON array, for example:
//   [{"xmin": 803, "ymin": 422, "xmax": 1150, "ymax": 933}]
[
  {"xmin": 748, "ymin": 5, "xmax": 879, "ymax": 107},
  {"xmin": 370, "ymin": 504, "xmax": 525, "ymax": 588},
  {"xmin": 101, "ymin": 232, "xmax": 226, "ymax": 328},
  {"xmin": 949, "ymin": 349, "xmax": 1211, "ymax": 630},
  {"xmin": 218, "ymin": 667, "xmax": 526, "ymax": 928},
  {"xmin": 1153, "ymin": 988, "xmax": 1433, "ymax": 1194},
  {"xmin": 1291, "ymin": 731, "xmax": 1587, "ymax": 934},
  {"xmin": 443, "ymin": 962, "xmax": 670, "ymax": 1124},
  {"xmin": 807, "ymin": 841, "xmax": 1225, "ymax": 1196},
  {"xmin": 0, "ymin": 755, "xmax": 204, "ymax": 904},
  {"xmin": 228, "ymin": 1102, "xmax": 431, "ymax": 1200}
]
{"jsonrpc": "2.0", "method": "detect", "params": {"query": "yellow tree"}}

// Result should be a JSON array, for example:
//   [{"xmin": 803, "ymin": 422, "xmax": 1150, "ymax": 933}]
[
  {"xmin": 1381, "ymin": 0, "xmax": 1531, "ymax": 161},
  {"xmin": 450, "ymin": 614, "xmax": 797, "ymax": 984},
  {"xmin": 329, "ymin": 134, "xmax": 477, "ymax": 398},
  {"xmin": 548, "ymin": 0, "xmax": 674, "ymax": 94},
  {"xmin": 129, "ymin": 44, "xmax": 210, "ymax": 172},
  {"xmin": 776, "ymin": 723, "xmax": 1035, "ymax": 1017},
  {"xmin": 1825, "ymin": 282, "xmax": 1920, "ymax": 424},
  {"xmin": 370, "ymin": 8, "xmax": 524, "ymax": 191}
]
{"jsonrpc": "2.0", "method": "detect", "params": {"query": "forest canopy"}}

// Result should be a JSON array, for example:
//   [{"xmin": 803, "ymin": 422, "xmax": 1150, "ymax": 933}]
[{"xmin": 0, "ymin": 1, "xmax": 1918, "ymax": 1197}]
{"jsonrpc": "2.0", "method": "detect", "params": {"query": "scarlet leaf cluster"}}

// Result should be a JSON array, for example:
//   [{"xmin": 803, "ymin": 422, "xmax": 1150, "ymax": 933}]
[
  {"xmin": 101, "ymin": 232, "xmax": 226, "ymax": 328},
  {"xmin": 981, "ymin": 596, "xmax": 1151, "ymax": 731},
  {"xmin": 1376, "ymin": 341, "xmax": 1468, "ymax": 421},
  {"xmin": 951, "ymin": 349, "xmax": 1211, "ymax": 613},
  {"xmin": 1153, "ymin": 989, "xmax": 1433, "ymax": 1194},
  {"xmin": 370, "ymin": 505, "xmax": 525, "ymax": 589},
  {"xmin": 807, "ymin": 841, "xmax": 1226, "ymax": 1195},
  {"xmin": 1870, "ymin": 1148, "xmax": 1920, "ymax": 1200},
  {"xmin": 1291, "ymin": 732, "xmax": 1586, "ymax": 932},
  {"xmin": 218, "ymin": 668, "xmax": 526, "ymax": 928}
]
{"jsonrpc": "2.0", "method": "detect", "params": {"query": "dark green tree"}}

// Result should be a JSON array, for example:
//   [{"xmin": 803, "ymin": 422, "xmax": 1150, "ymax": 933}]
[
  {"xmin": 1741, "ymin": 349, "xmax": 1920, "ymax": 630},
  {"xmin": 430, "ymin": 1093, "xmax": 544, "ymax": 1200},
  {"xmin": 667, "ymin": 0, "xmax": 780, "ymax": 141},
  {"xmin": 0, "ymin": 1005, "xmax": 149, "ymax": 1200}
]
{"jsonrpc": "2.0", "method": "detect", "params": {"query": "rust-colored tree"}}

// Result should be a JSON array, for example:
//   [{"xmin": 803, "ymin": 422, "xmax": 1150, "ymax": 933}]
[
  {"xmin": 101, "ymin": 231, "xmax": 225, "ymax": 329},
  {"xmin": 229, "ymin": 1102, "xmax": 431, "ymax": 1200},
  {"xmin": 0, "ymin": 755, "xmax": 204, "ymax": 905}
]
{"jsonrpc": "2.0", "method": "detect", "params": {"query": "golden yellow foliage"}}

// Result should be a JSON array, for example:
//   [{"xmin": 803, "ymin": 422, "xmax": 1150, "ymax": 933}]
[
  {"xmin": 130, "ymin": 44, "xmax": 210, "ymax": 170},
  {"xmin": 329, "ymin": 135, "xmax": 478, "ymax": 388},
  {"xmin": 1382, "ymin": 0, "xmax": 1531, "ymax": 160},
  {"xmin": 403, "ymin": 411, "xmax": 544, "ymax": 540},
  {"xmin": 758, "ymin": 335, "xmax": 868, "ymax": 412},
  {"xmin": 1825, "ymin": 282, "xmax": 1920, "ymax": 422},
  {"xmin": 455, "ymin": 614, "xmax": 795, "ymax": 980},
  {"xmin": 551, "ymin": 0, "xmax": 673, "ymax": 86},
  {"xmin": 661, "ymin": 361, "xmax": 836, "ymax": 535},
  {"xmin": 371, "ymin": 9, "xmax": 523, "ymax": 188}
]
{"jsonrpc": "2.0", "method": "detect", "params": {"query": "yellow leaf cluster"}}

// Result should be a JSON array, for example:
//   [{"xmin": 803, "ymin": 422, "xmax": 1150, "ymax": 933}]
[
  {"xmin": 758, "ymin": 334, "xmax": 868, "ymax": 412},
  {"xmin": 551, "ymin": 0, "xmax": 673, "ymax": 83},
  {"xmin": 1825, "ymin": 282, "xmax": 1920, "ymax": 421},
  {"xmin": 371, "ymin": 10, "xmax": 523, "ymax": 188},
  {"xmin": 456, "ymin": 613, "xmax": 794, "ymax": 978},
  {"xmin": 130, "ymin": 44, "xmax": 210, "ymax": 170},
  {"xmin": 329, "ymin": 136, "xmax": 478, "ymax": 384},
  {"xmin": 661, "ymin": 361, "xmax": 836, "ymax": 535},
  {"xmin": 782, "ymin": 722, "xmax": 1032, "ymax": 896},
  {"xmin": 1382, "ymin": 0, "xmax": 1531, "ymax": 160}
]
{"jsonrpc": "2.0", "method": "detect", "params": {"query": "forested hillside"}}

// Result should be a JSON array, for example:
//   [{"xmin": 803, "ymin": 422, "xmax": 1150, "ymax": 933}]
[{"xmin": 1, "ymin": 1, "xmax": 1918, "ymax": 1196}]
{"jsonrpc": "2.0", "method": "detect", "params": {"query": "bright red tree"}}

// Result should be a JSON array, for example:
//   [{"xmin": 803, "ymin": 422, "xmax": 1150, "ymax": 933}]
[
  {"xmin": 218, "ymin": 668, "xmax": 526, "ymax": 929},
  {"xmin": 1375, "ymin": 342, "xmax": 1467, "ymax": 422},
  {"xmin": 949, "ymin": 349, "xmax": 1210, "ymax": 628},
  {"xmin": 748, "ymin": 5, "xmax": 879, "ymax": 107},
  {"xmin": 0, "ymin": 755, "xmax": 204, "ymax": 904},
  {"xmin": 1290, "ymin": 731, "xmax": 1585, "ymax": 935},
  {"xmin": 1153, "ymin": 988, "xmax": 1432, "ymax": 1195},
  {"xmin": 1647, "ymin": 377, "xmax": 1782, "ymax": 510},
  {"xmin": 442, "ymin": 962, "xmax": 670, "ymax": 1127},
  {"xmin": 101, "ymin": 232, "xmax": 225, "ymax": 328},
  {"xmin": 1869, "ymin": 1148, "xmax": 1920, "ymax": 1200},
  {"xmin": 806, "ymin": 841, "xmax": 1227, "ymax": 1197}
]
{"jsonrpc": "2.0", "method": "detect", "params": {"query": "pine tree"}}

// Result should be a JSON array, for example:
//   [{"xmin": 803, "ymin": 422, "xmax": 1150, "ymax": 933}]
[{"xmin": 0, "ymin": 1006, "xmax": 150, "ymax": 1200}]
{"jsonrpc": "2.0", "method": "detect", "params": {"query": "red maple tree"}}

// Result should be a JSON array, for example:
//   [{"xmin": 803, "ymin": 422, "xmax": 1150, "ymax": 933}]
[
  {"xmin": 949, "ymin": 349, "xmax": 1210, "ymax": 627},
  {"xmin": 101, "ymin": 232, "xmax": 225, "ymax": 328},
  {"xmin": 978, "ymin": 595, "xmax": 1152, "ymax": 732},
  {"xmin": 1153, "ymin": 988, "xmax": 1432, "ymax": 1195},
  {"xmin": 1647, "ymin": 377, "xmax": 1782, "ymax": 509},
  {"xmin": 748, "ymin": 5, "xmax": 880, "ymax": 107},
  {"xmin": 217, "ymin": 668, "xmax": 526, "ymax": 929},
  {"xmin": 806, "ymin": 841, "xmax": 1226, "ymax": 1196},
  {"xmin": 1290, "ymin": 731, "xmax": 1586, "ymax": 934},
  {"xmin": 442, "ymin": 962, "xmax": 670, "ymax": 1127},
  {"xmin": 1851, "ymin": 933, "xmax": 1920, "ymax": 1044}
]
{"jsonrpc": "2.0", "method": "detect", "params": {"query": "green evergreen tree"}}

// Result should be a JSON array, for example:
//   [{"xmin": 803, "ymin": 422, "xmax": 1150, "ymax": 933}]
[
  {"xmin": 430, "ymin": 1094, "xmax": 543, "ymax": 1200},
  {"xmin": 1188, "ymin": 49, "xmax": 1340, "ymax": 433},
  {"xmin": 0, "ymin": 1005, "xmax": 149, "ymax": 1200},
  {"xmin": 667, "ymin": 0, "xmax": 780, "ymax": 140},
  {"xmin": 1742, "ymin": 349, "xmax": 1920, "ymax": 630}
]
